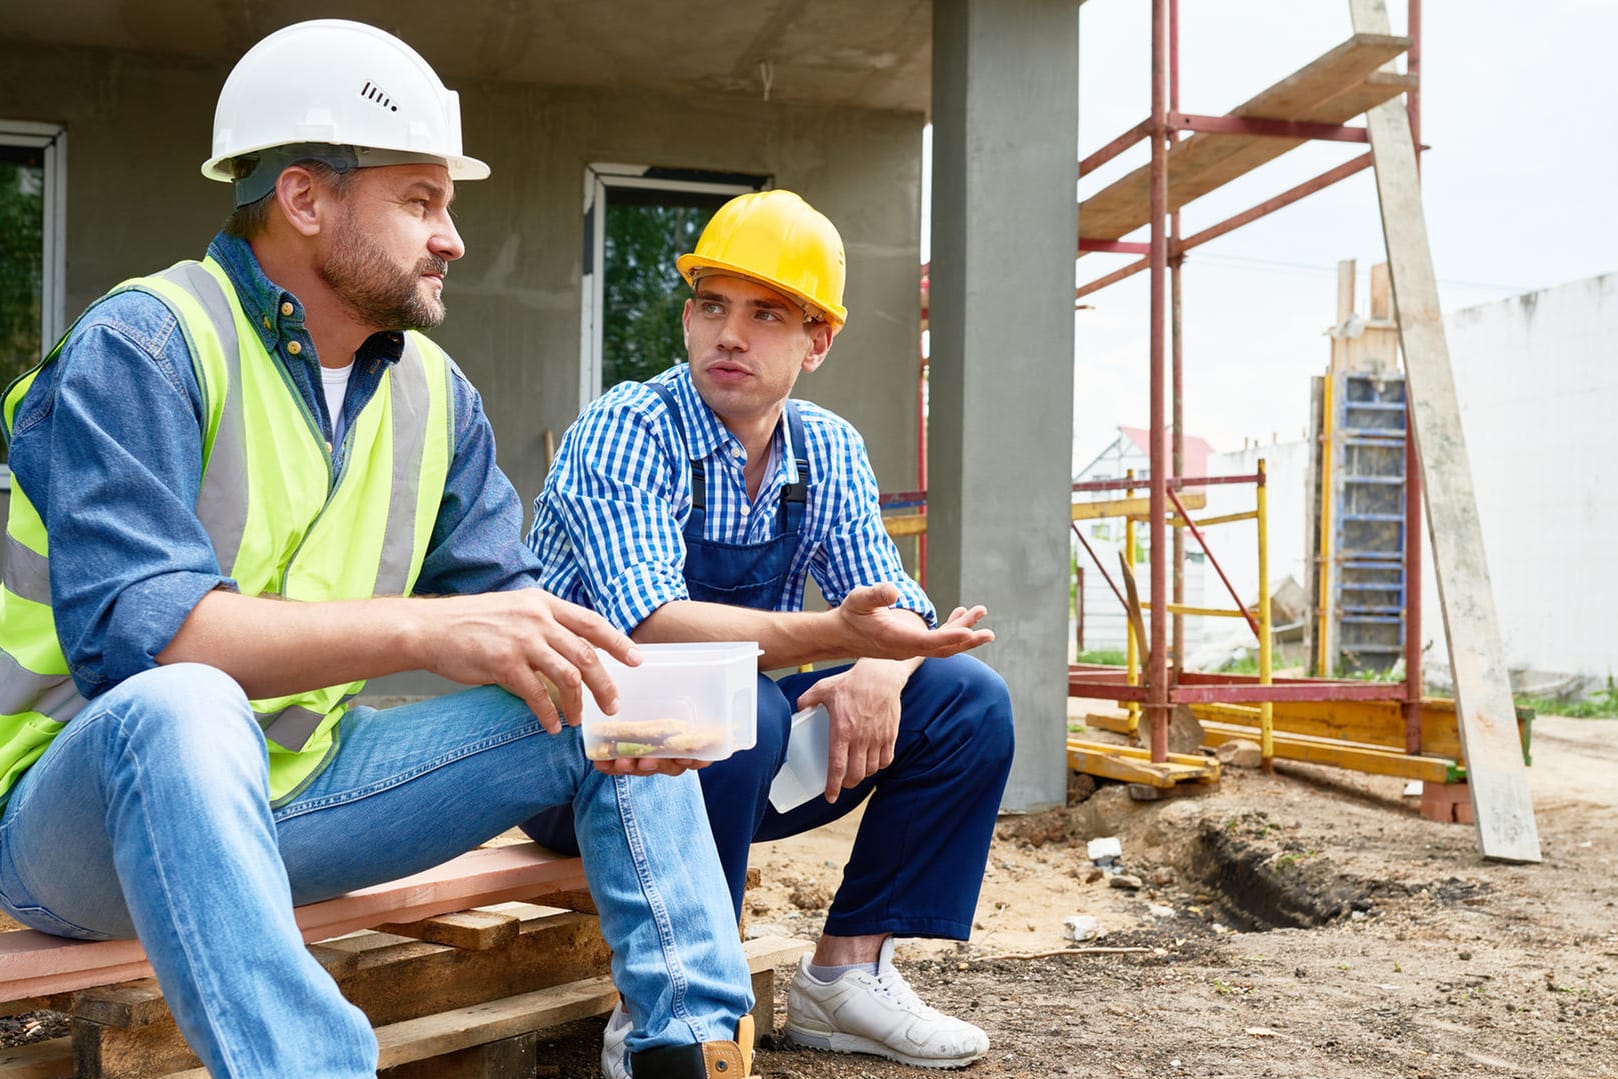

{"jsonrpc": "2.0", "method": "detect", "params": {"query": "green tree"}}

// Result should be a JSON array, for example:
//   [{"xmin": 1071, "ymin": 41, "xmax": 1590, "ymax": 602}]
[
  {"xmin": 0, "ymin": 157, "xmax": 44, "ymax": 394},
  {"xmin": 601, "ymin": 202, "xmax": 713, "ymax": 389},
  {"xmin": 0, "ymin": 155, "xmax": 44, "ymax": 463}
]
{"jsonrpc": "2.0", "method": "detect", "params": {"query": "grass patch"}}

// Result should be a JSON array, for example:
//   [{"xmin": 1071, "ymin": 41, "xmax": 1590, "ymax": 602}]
[
  {"xmin": 1514, "ymin": 680, "xmax": 1618, "ymax": 719},
  {"xmin": 1075, "ymin": 649, "xmax": 1128, "ymax": 666}
]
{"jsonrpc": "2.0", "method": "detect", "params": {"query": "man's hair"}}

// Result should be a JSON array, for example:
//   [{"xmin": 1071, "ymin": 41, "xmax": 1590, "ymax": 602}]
[{"xmin": 222, "ymin": 156, "xmax": 359, "ymax": 239}]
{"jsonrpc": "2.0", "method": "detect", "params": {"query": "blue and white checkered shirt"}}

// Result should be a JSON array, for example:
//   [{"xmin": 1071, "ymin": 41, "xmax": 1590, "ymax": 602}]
[{"xmin": 526, "ymin": 364, "xmax": 936, "ymax": 636}]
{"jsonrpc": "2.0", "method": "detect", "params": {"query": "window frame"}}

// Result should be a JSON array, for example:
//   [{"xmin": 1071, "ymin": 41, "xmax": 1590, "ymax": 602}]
[
  {"xmin": 0, "ymin": 120, "xmax": 67, "ymax": 486},
  {"xmin": 578, "ymin": 163, "xmax": 767, "ymax": 409}
]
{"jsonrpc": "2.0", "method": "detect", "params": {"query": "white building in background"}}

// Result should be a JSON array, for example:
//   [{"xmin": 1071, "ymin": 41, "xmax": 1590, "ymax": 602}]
[
  {"xmin": 1418, "ymin": 272, "xmax": 1618, "ymax": 685},
  {"xmin": 1071, "ymin": 424, "xmax": 1314, "ymax": 668},
  {"xmin": 1074, "ymin": 271, "xmax": 1618, "ymax": 685},
  {"xmin": 1071, "ymin": 426, "xmax": 1215, "ymax": 659}
]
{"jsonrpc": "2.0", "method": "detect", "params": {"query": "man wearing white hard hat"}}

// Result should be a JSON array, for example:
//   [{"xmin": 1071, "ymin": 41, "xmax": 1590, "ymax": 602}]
[{"xmin": 0, "ymin": 20, "xmax": 757, "ymax": 1079}]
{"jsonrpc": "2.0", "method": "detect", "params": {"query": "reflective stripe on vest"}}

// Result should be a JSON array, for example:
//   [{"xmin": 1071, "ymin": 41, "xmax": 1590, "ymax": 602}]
[{"xmin": 0, "ymin": 257, "xmax": 454, "ymax": 807}]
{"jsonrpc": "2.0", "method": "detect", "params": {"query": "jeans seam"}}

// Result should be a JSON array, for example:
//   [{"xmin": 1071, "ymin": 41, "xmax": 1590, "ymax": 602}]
[
  {"xmin": 110, "ymin": 707, "xmax": 256, "ymax": 1077},
  {"xmin": 615, "ymin": 775, "xmax": 700, "ymax": 1039},
  {"xmin": 274, "ymin": 721, "xmax": 545, "ymax": 821}
]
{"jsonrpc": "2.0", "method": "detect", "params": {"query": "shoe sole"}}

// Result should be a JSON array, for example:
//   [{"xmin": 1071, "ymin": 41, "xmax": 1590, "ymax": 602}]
[{"xmin": 782, "ymin": 1024, "xmax": 986, "ymax": 1069}]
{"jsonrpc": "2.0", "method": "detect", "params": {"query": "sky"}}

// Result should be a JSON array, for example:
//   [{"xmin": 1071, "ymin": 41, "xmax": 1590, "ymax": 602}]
[{"xmin": 933, "ymin": 0, "xmax": 1618, "ymax": 467}]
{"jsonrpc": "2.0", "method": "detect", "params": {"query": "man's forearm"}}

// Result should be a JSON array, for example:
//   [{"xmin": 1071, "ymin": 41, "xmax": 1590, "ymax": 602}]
[
  {"xmin": 634, "ymin": 597, "xmax": 943, "ymax": 673},
  {"xmin": 156, "ymin": 590, "xmax": 429, "ymax": 699},
  {"xmin": 160, "ymin": 586, "xmax": 640, "ymax": 731},
  {"xmin": 633, "ymin": 599, "xmax": 845, "ymax": 669}
]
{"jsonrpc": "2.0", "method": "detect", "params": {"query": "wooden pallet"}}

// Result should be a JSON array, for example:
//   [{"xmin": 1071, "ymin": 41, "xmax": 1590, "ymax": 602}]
[
  {"xmin": 0, "ymin": 844, "xmax": 589, "ymax": 1009},
  {"xmin": 3, "ymin": 915, "xmax": 805, "ymax": 1079}
]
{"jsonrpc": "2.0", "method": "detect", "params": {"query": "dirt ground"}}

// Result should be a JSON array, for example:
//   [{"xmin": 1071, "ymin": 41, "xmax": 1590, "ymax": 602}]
[
  {"xmin": 6, "ymin": 712, "xmax": 1615, "ymax": 1078},
  {"xmin": 721, "ymin": 709, "xmax": 1618, "ymax": 1079}
]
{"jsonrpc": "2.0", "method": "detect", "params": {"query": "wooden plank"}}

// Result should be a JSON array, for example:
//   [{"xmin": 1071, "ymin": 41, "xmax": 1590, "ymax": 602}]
[
  {"xmin": 72, "ymin": 984, "xmax": 170, "ymax": 1030},
  {"xmin": 1066, "ymin": 738, "xmax": 1219, "ymax": 788},
  {"xmin": 0, "ymin": 845, "xmax": 587, "ymax": 1003},
  {"xmin": 882, "ymin": 513, "xmax": 927, "ymax": 537},
  {"xmin": 381, "ymin": 1030, "xmax": 537, "ymax": 1079},
  {"xmin": 324, "ymin": 912, "xmax": 612, "ymax": 1029},
  {"xmin": 1090, "ymin": 705, "xmax": 1483, "ymax": 783},
  {"xmin": 1198, "ymin": 721, "xmax": 1459, "ymax": 784},
  {"xmin": 375, "ymin": 910, "xmax": 520, "ymax": 952},
  {"xmin": 1351, "ymin": 0, "xmax": 1540, "ymax": 863},
  {"xmin": 1095, "ymin": 695, "xmax": 1528, "ymax": 766},
  {"xmin": 159, "ymin": 936, "xmax": 810, "ymax": 1079},
  {"xmin": 1190, "ymin": 698, "xmax": 1474, "ymax": 757},
  {"xmin": 1071, "ymin": 491, "xmax": 1204, "ymax": 521},
  {"xmin": 1080, "ymin": 35, "xmax": 1413, "ymax": 243},
  {"xmin": 0, "ymin": 1036, "xmax": 70, "ymax": 1079},
  {"xmin": 371, "ymin": 980, "xmax": 612, "ymax": 1070}
]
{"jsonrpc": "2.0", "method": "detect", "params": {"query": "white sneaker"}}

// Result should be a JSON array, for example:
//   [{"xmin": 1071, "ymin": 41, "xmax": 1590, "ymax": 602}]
[
  {"xmin": 600, "ymin": 1000, "xmax": 631, "ymax": 1079},
  {"xmin": 784, "ymin": 938, "xmax": 989, "ymax": 1068}
]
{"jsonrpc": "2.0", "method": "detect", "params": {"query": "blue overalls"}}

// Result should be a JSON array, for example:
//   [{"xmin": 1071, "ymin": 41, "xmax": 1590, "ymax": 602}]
[{"xmin": 526, "ymin": 383, "xmax": 1014, "ymax": 942}]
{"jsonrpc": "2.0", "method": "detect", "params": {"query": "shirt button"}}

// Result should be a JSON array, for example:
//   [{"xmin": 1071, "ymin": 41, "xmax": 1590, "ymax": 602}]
[
  {"xmin": 739, "ymin": 504, "xmax": 751, "ymax": 517},
  {"xmin": 287, "ymin": 340, "xmax": 302, "ymax": 356},
  {"xmin": 731, "ymin": 446, "xmax": 744, "ymax": 459},
  {"xmin": 280, "ymin": 301, "xmax": 294, "ymax": 317}
]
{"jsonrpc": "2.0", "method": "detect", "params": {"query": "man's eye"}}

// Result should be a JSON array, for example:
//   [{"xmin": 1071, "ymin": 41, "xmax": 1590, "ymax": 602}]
[
  {"xmin": 756, "ymin": 310, "xmax": 781, "ymax": 322},
  {"xmin": 702, "ymin": 302, "xmax": 724, "ymax": 315}
]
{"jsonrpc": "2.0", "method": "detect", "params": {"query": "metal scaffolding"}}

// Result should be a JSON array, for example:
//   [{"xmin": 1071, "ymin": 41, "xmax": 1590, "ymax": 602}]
[{"xmin": 1065, "ymin": 0, "xmax": 1429, "ymax": 768}]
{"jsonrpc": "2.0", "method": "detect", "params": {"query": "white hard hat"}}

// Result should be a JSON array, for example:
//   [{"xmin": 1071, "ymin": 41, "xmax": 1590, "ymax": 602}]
[{"xmin": 200, "ymin": 19, "xmax": 489, "ymax": 192}]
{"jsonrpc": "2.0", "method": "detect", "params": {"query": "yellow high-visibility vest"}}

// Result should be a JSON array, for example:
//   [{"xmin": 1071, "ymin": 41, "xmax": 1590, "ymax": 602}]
[{"xmin": 0, "ymin": 257, "xmax": 453, "ymax": 806}]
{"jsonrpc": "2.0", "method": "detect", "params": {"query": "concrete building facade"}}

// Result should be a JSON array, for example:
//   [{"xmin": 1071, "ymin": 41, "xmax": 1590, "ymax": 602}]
[{"xmin": 0, "ymin": 1, "xmax": 1083, "ymax": 810}]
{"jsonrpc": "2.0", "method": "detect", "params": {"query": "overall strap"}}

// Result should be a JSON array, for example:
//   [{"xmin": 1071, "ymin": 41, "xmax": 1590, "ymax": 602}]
[
  {"xmin": 779, "ymin": 401, "xmax": 810, "ymax": 532},
  {"xmin": 645, "ymin": 381, "xmax": 708, "ymax": 530}
]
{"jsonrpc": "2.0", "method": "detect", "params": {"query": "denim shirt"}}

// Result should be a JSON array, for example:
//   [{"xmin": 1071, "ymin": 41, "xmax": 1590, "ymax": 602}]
[{"xmin": 5, "ymin": 232, "xmax": 541, "ymax": 699}]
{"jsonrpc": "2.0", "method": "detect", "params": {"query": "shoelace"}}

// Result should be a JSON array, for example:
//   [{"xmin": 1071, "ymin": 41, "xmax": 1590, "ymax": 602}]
[{"xmin": 859, "ymin": 967, "xmax": 944, "ymax": 1019}]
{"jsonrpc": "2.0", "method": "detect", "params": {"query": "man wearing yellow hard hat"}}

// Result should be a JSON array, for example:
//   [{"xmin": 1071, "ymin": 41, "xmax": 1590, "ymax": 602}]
[
  {"xmin": 528, "ymin": 189, "xmax": 1014, "ymax": 1072},
  {"xmin": 0, "ymin": 20, "xmax": 758, "ymax": 1078}
]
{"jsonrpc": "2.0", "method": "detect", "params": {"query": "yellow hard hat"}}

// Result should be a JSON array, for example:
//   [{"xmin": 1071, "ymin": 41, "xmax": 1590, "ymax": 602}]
[{"xmin": 677, "ymin": 190, "xmax": 848, "ymax": 329}]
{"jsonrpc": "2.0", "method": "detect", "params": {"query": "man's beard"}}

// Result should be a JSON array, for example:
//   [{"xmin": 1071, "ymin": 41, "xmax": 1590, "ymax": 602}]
[{"xmin": 319, "ymin": 210, "xmax": 449, "ymax": 331}]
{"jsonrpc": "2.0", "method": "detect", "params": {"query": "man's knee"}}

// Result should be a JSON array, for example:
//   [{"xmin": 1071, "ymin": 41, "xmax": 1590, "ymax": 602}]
[
  {"xmin": 89, "ymin": 663, "xmax": 264, "ymax": 768},
  {"xmin": 753, "ymin": 674, "xmax": 793, "ymax": 763},
  {"xmin": 914, "ymin": 655, "xmax": 1015, "ymax": 764},
  {"xmin": 697, "ymin": 675, "xmax": 791, "ymax": 797}
]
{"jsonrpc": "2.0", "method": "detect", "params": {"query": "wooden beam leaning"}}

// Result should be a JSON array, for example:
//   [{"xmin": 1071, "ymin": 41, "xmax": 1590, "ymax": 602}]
[{"xmin": 1350, "ymin": 0, "xmax": 1540, "ymax": 862}]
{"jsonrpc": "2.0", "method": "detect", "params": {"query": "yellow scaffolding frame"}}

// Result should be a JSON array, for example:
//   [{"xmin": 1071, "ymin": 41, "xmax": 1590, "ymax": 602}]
[{"xmin": 1078, "ymin": 459, "xmax": 1274, "ymax": 765}]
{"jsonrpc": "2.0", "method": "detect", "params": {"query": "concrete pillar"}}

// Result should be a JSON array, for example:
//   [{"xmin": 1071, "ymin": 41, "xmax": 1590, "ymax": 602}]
[{"xmin": 929, "ymin": 0, "xmax": 1078, "ymax": 813}]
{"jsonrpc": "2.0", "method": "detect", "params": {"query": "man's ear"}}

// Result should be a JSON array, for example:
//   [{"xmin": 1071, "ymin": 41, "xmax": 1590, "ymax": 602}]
[
  {"xmin": 272, "ymin": 165, "xmax": 327, "ymax": 238},
  {"xmin": 800, "ymin": 321, "xmax": 836, "ymax": 374},
  {"xmin": 680, "ymin": 298, "xmax": 694, "ymax": 354}
]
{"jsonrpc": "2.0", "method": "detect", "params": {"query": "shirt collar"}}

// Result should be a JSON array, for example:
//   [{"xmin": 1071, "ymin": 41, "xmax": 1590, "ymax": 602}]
[
  {"xmin": 667, "ymin": 364, "xmax": 803, "ymax": 484},
  {"xmin": 206, "ymin": 231, "xmax": 406, "ymax": 369}
]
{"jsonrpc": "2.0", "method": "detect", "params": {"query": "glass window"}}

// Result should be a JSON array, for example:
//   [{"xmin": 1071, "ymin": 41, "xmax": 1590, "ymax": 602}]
[
  {"xmin": 580, "ymin": 166, "xmax": 768, "ymax": 405},
  {"xmin": 0, "ymin": 122, "xmax": 65, "ymax": 467}
]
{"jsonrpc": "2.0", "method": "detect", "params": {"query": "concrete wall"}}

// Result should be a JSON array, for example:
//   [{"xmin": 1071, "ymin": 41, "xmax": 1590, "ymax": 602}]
[
  {"xmin": 1417, "ymin": 273, "xmax": 1618, "ymax": 683},
  {"xmin": 0, "ymin": 40, "xmax": 925, "ymax": 529}
]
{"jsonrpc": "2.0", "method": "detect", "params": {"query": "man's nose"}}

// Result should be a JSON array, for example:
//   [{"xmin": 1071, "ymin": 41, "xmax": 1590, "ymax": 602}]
[
  {"xmin": 431, "ymin": 216, "xmax": 465, "ymax": 262},
  {"xmin": 716, "ymin": 309, "xmax": 749, "ymax": 350}
]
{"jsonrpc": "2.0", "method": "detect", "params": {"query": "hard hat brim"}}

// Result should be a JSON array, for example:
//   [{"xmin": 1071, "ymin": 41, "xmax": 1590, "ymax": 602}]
[
  {"xmin": 200, "ymin": 144, "xmax": 490, "ymax": 184},
  {"xmin": 677, "ymin": 253, "xmax": 848, "ymax": 328}
]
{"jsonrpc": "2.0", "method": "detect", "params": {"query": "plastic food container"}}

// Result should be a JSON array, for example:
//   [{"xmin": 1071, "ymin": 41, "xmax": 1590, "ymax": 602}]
[
  {"xmin": 580, "ymin": 642, "xmax": 762, "ymax": 761},
  {"xmin": 768, "ymin": 704, "xmax": 831, "ymax": 812}
]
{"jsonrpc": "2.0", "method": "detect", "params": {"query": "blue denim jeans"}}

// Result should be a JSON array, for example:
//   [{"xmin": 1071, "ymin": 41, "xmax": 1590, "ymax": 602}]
[
  {"xmin": 0, "ymin": 663, "xmax": 751, "ymax": 1078},
  {"xmin": 528, "ymin": 654, "xmax": 1016, "ymax": 941}
]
